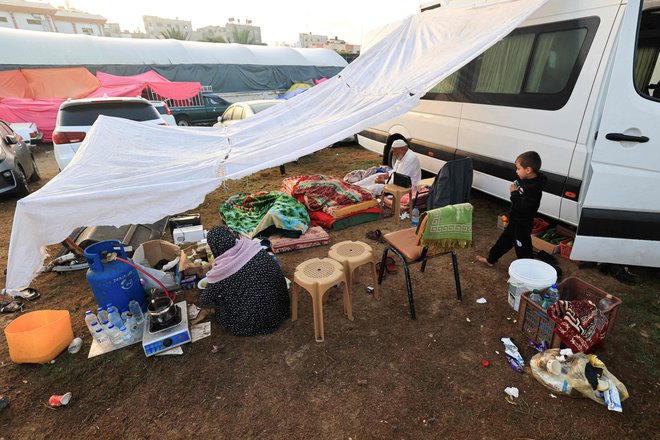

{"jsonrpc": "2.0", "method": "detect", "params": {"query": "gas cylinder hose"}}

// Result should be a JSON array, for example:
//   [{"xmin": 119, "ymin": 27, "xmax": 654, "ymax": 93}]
[{"xmin": 115, "ymin": 256, "xmax": 175, "ymax": 301}]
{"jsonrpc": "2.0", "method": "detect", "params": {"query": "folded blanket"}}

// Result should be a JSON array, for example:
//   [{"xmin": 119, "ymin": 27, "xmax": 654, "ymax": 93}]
[
  {"xmin": 281, "ymin": 175, "xmax": 373, "ymax": 211},
  {"xmin": 419, "ymin": 203, "xmax": 473, "ymax": 253},
  {"xmin": 270, "ymin": 226, "xmax": 331, "ymax": 253},
  {"xmin": 547, "ymin": 300, "xmax": 609, "ymax": 352},
  {"xmin": 219, "ymin": 191, "xmax": 310, "ymax": 238}
]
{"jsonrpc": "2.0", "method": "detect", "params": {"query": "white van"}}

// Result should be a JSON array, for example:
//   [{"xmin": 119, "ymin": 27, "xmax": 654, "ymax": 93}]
[{"xmin": 357, "ymin": 0, "xmax": 660, "ymax": 267}]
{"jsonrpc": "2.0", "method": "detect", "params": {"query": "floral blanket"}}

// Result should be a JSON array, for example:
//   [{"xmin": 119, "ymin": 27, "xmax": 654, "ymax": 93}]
[
  {"xmin": 219, "ymin": 191, "xmax": 310, "ymax": 238},
  {"xmin": 281, "ymin": 175, "xmax": 374, "ymax": 212}
]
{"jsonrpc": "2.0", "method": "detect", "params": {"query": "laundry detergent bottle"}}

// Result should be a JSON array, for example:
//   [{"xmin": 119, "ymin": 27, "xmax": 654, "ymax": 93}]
[{"xmin": 84, "ymin": 240, "xmax": 146, "ymax": 313}]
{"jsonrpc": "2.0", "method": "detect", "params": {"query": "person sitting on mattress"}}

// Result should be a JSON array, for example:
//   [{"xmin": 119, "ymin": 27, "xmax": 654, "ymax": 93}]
[
  {"xmin": 354, "ymin": 139, "xmax": 421, "ymax": 196},
  {"xmin": 200, "ymin": 226, "xmax": 290, "ymax": 336}
]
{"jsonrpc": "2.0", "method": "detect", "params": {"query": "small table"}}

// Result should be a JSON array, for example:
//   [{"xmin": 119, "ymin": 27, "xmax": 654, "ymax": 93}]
[{"xmin": 383, "ymin": 184, "xmax": 412, "ymax": 225}]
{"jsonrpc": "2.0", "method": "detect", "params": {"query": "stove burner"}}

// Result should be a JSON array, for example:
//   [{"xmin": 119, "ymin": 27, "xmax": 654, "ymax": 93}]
[{"xmin": 148, "ymin": 305, "xmax": 182, "ymax": 333}]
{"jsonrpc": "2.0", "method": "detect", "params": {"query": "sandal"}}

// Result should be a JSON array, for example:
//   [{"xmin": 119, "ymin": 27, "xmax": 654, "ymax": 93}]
[
  {"xmin": 377, "ymin": 257, "xmax": 397, "ymax": 274},
  {"xmin": 14, "ymin": 288, "xmax": 40, "ymax": 301},
  {"xmin": 0, "ymin": 299, "xmax": 23, "ymax": 313},
  {"xmin": 366, "ymin": 229, "xmax": 386, "ymax": 243}
]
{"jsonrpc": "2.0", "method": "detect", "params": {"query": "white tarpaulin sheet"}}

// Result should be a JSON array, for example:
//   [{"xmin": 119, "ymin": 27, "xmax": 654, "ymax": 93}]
[{"xmin": 5, "ymin": 0, "xmax": 546, "ymax": 292}]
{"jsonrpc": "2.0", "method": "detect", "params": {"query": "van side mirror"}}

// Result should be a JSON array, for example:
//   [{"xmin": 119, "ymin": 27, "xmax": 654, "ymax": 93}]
[
  {"xmin": 217, "ymin": 116, "xmax": 223, "ymax": 123},
  {"xmin": 5, "ymin": 135, "xmax": 18, "ymax": 145}
]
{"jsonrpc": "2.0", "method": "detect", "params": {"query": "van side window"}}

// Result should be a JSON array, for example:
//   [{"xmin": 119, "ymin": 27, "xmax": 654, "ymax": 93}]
[
  {"xmin": 423, "ymin": 17, "xmax": 599, "ymax": 110},
  {"xmin": 635, "ymin": 6, "xmax": 660, "ymax": 99}
]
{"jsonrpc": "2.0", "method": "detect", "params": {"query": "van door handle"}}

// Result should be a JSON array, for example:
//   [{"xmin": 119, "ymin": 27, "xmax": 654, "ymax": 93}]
[{"xmin": 605, "ymin": 133, "xmax": 649, "ymax": 143}]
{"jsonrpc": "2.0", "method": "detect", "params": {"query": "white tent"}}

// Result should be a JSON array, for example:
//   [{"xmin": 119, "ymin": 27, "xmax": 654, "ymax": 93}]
[{"xmin": 4, "ymin": 0, "xmax": 547, "ymax": 293}]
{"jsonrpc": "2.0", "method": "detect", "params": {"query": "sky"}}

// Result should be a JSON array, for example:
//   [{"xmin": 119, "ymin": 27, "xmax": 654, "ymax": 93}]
[{"xmin": 46, "ymin": 0, "xmax": 427, "ymax": 45}]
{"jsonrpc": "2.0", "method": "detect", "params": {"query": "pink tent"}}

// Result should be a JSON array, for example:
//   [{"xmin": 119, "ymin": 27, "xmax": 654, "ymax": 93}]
[{"xmin": 90, "ymin": 71, "xmax": 201, "ymax": 100}]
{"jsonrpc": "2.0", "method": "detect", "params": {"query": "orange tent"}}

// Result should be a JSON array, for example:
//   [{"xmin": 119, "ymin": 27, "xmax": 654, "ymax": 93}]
[{"xmin": 0, "ymin": 67, "xmax": 99, "ymax": 99}]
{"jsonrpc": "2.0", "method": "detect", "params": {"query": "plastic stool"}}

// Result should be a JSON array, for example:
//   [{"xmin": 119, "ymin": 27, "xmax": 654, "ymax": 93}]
[
  {"xmin": 328, "ymin": 240, "xmax": 380, "ymax": 301},
  {"xmin": 383, "ymin": 183, "xmax": 412, "ymax": 224},
  {"xmin": 291, "ymin": 258, "xmax": 351, "ymax": 342}
]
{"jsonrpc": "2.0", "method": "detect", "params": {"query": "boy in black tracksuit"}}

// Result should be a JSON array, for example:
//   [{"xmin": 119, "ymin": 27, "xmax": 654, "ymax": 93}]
[{"xmin": 477, "ymin": 151, "xmax": 547, "ymax": 266}]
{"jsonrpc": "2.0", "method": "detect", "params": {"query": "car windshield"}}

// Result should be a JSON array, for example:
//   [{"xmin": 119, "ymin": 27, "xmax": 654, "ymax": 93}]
[
  {"xmin": 251, "ymin": 102, "xmax": 280, "ymax": 114},
  {"xmin": 58, "ymin": 102, "xmax": 161, "ymax": 126}
]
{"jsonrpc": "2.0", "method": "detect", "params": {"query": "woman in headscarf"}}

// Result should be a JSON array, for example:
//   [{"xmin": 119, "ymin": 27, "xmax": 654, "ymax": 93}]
[{"xmin": 200, "ymin": 226, "xmax": 290, "ymax": 336}]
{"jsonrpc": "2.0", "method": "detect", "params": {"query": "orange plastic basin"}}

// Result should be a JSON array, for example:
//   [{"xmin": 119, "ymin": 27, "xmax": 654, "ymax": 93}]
[{"xmin": 4, "ymin": 310, "xmax": 74, "ymax": 364}]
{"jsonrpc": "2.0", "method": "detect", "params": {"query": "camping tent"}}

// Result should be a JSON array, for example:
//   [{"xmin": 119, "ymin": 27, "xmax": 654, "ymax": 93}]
[
  {"xmin": 0, "ymin": 29, "xmax": 347, "ymax": 94},
  {"xmin": 4, "ymin": 0, "xmax": 548, "ymax": 293}
]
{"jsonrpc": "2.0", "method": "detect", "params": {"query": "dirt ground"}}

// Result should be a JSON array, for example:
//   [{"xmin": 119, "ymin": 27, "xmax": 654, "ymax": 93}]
[{"xmin": 0, "ymin": 143, "xmax": 658, "ymax": 440}]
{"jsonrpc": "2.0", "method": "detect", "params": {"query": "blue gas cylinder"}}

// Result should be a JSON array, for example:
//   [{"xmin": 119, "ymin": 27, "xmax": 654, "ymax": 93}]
[{"xmin": 84, "ymin": 240, "xmax": 146, "ymax": 313}]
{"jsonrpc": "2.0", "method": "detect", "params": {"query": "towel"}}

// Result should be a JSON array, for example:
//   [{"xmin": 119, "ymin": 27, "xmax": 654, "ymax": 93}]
[{"xmin": 419, "ymin": 203, "xmax": 473, "ymax": 253}]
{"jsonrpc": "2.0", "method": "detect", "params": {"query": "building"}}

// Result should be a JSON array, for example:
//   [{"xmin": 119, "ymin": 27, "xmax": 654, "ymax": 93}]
[
  {"xmin": 195, "ymin": 19, "xmax": 261, "ymax": 44},
  {"xmin": 299, "ymin": 33, "xmax": 360, "ymax": 55},
  {"xmin": 143, "ymin": 15, "xmax": 192, "ymax": 39},
  {"xmin": 299, "ymin": 33, "xmax": 328, "ymax": 49},
  {"xmin": 0, "ymin": 0, "xmax": 105, "ymax": 35}
]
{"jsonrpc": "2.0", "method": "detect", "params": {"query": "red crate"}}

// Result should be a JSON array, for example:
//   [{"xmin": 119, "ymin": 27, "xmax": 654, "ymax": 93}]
[
  {"xmin": 559, "ymin": 238, "xmax": 574, "ymax": 260},
  {"xmin": 531, "ymin": 217, "xmax": 550, "ymax": 235},
  {"xmin": 517, "ymin": 277, "xmax": 622, "ymax": 348}
]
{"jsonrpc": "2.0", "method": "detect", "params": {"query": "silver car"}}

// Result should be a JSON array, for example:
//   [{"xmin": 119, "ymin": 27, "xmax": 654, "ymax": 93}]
[{"xmin": 0, "ymin": 120, "xmax": 41, "ymax": 198}]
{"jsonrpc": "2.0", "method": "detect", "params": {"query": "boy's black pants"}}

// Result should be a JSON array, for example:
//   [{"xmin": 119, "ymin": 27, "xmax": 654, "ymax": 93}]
[{"xmin": 487, "ymin": 220, "xmax": 533, "ymax": 264}]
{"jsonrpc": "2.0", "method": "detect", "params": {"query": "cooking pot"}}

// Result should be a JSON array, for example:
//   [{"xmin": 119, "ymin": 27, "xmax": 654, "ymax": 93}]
[{"xmin": 146, "ymin": 296, "xmax": 176, "ymax": 324}]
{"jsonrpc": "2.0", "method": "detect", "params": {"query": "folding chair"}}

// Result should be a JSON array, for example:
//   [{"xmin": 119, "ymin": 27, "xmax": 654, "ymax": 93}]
[{"xmin": 377, "ymin": 206, "xmax": 471, "ymax": 319}]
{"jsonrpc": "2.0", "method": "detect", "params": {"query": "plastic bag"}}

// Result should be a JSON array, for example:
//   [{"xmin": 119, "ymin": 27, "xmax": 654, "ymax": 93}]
[{"xmin": 530, "ymin": 348, "xmax": 628, "ymax": 410}]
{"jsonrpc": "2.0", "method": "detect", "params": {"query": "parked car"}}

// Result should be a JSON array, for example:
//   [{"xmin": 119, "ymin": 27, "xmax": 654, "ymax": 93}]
[
  {"xmin": 52, "ymin": 97, "xmax": 165, "ymax": 171},
  {"xmin": 213, "ymin": 99, "xmax": 282, "ymax": 127},
  {"xmin": 0, "ymin": 120, "xmax": 41, "ymax": 197},
  {"xmin": 9, "ymin": 122, "xmax": 42, "ymax": 147},
  {"xmin": 150, "ymin": 101, "xmax": 176, "ymax": 126},
  {"xmin": 169, "ymin": 93, "xmax": 232, "ymax": 126}
]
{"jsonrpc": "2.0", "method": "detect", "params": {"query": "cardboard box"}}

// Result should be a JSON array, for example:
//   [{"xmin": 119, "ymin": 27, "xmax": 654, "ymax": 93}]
[
  {"xmin": 133, "ymin": 240, "xmax": 180, "ymax": 268},
  {"xmin": 531, "ymin": 225, "xmax": 575, "ymax": 255},
  {"xmin": 179, "ymin": 243, "xmax": 213, "ymax": 277}
]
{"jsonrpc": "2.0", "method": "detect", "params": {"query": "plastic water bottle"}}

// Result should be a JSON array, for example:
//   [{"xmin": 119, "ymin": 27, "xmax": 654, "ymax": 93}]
[
  {"xmin": 129, "ymin": 300, "xmax": 145, "ymax": 325},
  {"xmin": 106, "ymin": 324, "xmax": 122, "ymax": 346},
  {"xmin": 84, "ymin": 310, "xmax": 98, "ymax": 334},
  {"xmin": 94, "ymin": 327, "xmax": 111, "ymax": 349},
  {"xmin": 124, "ymin": 315, "xmax": 140, "ymax": 339},
  {"xmin": 411, "ymin": 205, "xmax": 420, "ymax": 227},
  {"xmin": 543, "ymin": 284, "xmax": 560, "ymax": 308},
  {"xmin": 121, "ymin": 310, "xmax": 132, "ymax": 323},
  {"xmin": 598, "ymin": 297, "xmax": 613, "ymax": 311},
  {"xmin": 119, "ymin": 326, "xmax": 132, "ymax": 344},
  {"xmin": 97, "ymin": 307, "xmax": 108, "ymax": 324},
  {"xmin": 529, "ymin": 289, "xmax": 543, "ymax": 306},
  {"xmin": 89, "ymin": 321, "xmax": 100, "ymax": 338},
  {"xmin": 107, "ymin": 304, "xmax": 123, "ymax": 329}
]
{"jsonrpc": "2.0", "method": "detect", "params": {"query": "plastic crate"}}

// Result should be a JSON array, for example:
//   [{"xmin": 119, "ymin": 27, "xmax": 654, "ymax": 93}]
[
  {"xmin": 517, "ymin": 277, "xmax": 622, "ymax": 349},
  {"xmin": 559, "ymin": 238, "xmax": 575, "ymax": 260},
  {"xmin": 531, "ymin": 217, "xmax": 550, "ymax": 235}
]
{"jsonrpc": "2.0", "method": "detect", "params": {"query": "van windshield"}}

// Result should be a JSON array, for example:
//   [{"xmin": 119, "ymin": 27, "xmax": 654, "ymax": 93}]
[{"xmin": 58, "ymin": 102, "xmax": 161, "ymax": 126}]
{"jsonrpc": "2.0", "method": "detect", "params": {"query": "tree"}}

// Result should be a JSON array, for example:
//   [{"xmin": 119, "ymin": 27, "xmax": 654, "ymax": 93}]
[
  {"xmin": 160, "ymin": 26, "xmax": 189, "ymax": 41},
  {"xmin": 230, "ymin": 27, "xmax": 254, "ymax": 45},
  {"xmin": 202, "ymin": 35, "xmax": 226, "ymax": 43}
]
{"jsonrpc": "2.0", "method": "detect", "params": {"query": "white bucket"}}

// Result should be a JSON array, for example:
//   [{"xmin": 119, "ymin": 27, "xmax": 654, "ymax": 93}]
[{"xmin": 507, "ymin": 259, "xmax": 557, "ymax": 311}]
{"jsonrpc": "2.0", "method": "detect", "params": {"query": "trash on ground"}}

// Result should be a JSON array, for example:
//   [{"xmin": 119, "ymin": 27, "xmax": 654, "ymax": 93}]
[
  {"xmin": 476, "ymin": 297, "xmax": 487, "ymax": 304},
  {"xmin": 530, "ymin": 348, "xmax": 628, "ymax": 412},
  {"xmin": 48, "ymin": 392, "xmax": 72, "ymax": 407},
  {"xmin": 155, "ymin": 346, "xmax": 183, "ymax": 356},
  {"xmin": 187, "ymin": 303, "xmax": 201, "ymax": 320},
  {"xmin": 481, "ymin": 360, "xmax": 490, "ymax": 367},
  {"xmin": 466, "ymin": 317, "xmax": 471, "ymax": 323},
  {"xmin": 501, "ymin": 337, "xmax": 524, "ymax": 373},
  {"xmin": 191, "ymin": 322, "xmax": 211, "ymax": 342},
  {"xmin": 529, "ymin": 339, "xmax": 548, "ymax": 352},
  {"xmin": 67, "ymin": 337, "xmax": 82, "ymax": 354},
  {"xmin": 0, "ymin": 395, "xmax": 9, "ymax": 413},
  {"xmin": 504, "ymin": 387, "xmax": 519, "ymax": 398},
  {"xmin": 357, "ymin": 379, "xmax": 368, "ymax": 386}
]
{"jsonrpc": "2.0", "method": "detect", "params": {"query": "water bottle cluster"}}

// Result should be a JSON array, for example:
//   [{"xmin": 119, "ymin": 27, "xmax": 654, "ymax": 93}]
[
  {"xmin": 529, "ymin": 283, "xmax": 560, "ymax": 309},
  {"xmin": 84, "ymin": 300, "xmax": 145, "ymax": 349}
]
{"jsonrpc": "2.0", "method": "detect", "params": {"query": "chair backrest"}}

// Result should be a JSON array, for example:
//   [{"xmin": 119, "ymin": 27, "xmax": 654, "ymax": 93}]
[
  {"xmin": 415, "ymin": 215, "xmax": 429, "ymax": 246},
  {"xmin": 426, "ymin": 157, "xmax": 473, "ymax": 210}
]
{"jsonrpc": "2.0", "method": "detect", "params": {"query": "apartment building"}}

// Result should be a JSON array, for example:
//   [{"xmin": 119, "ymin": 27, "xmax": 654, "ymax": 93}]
[
  {"xmin": 143, "ymin": 15, "xmax": 192, "ymax": 39},
  {"xmin": 0, "ymin": 0, "xmax": 105, "ymax": 35},
  {"xmin": 299, "ymin": 33, "xmax": 360, "ymax": 54}
]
